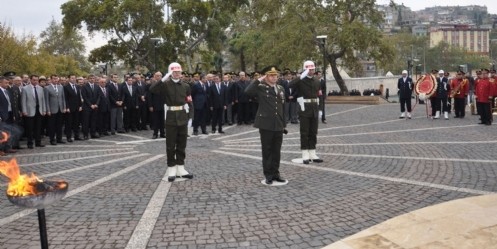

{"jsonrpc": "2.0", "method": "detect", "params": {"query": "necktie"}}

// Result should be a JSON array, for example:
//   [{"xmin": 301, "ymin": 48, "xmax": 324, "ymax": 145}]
[
  {"xmin": 3, "ymin": 89, "xmax": 11, "ymax": 112},
  {"xmin": 203, "ymin": 84, "xmax": 206, "ymax": 91},
  {"xmin": 53, "ymin": 84, "xmax": 58, "ymax": 94},
  {"xmin": 114, "ymin": 83, "xmax": 118, "ymax": 90},
  {"xmin": 91, "ymin": 84, "xmax": 94, "ymax": 91},
  {"xmin": 129, "ymin": 85, "xmax": 132, "ymax": 96},
  {"xmin": 34, "ymin": 86, "xmax": 39, "ymax": 107},
  {"xmin": 72, "ymin": 84, "xmax": 76, "ymax": 93},
  {"xmin": 217, "ymin": 84, "xmax": 220, "ymax": 94},
  {"xmin": 102, "ymin": 87, "xmax": 106, "ymax": 97}
]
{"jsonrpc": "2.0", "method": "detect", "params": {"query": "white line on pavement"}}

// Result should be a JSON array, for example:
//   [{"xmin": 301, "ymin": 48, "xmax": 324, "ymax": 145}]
[
  {"xmin": 0, "ymin": 155, "xmax": 164, "ymax": 227},
  {"xmin": 211, "ymin": 128, "xmax": 259, "ymax": 141},
  {"xmin": 12, "ymin": 148, "xmax": 134, "ymax": 157},
  {"xmin": 116, "ymin": 133, "xmax": 148, "ymax": 140},
  {"xmin": 220, "ymin": 147, "xmax": 497, "ymax": 164},
  {"xmin": 223, "ymin": 124, "xmax": 479, "ymax": 143},
  {"xmin": 212, "ymin": 150, "xmax": 494, "ymax": 196},
  {"xmin": 117, "ymin": 138, "xmax": 165, "ymax": 144},
  {"xmin": 19, "ymin": 151, "xmax": 139, "ymax": 167},
  {"xmin": 222, "ymin": 140, "xmax": 497, "ymax": 147},
  {"xmin": 125, "ymin": 173, "xmax": 171, "ymax": 249},
  {"xmin": 83, "ymin": 139, "xmax": 120, "ymax": 143}
]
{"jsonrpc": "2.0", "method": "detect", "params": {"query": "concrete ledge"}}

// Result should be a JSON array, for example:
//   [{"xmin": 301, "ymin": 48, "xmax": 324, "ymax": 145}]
[{"xmin": 325, "ymin": 96, "xmax": 380, "ymax": 105}]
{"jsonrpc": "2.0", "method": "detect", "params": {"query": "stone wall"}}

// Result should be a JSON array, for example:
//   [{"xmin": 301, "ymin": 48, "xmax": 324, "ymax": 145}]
[{"xmin": 326, "ymin": 76, "xmax": 400, "ymax": 97}]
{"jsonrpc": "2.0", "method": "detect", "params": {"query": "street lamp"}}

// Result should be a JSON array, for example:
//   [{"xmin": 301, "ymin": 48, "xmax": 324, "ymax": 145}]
[
  {"xmin": 150, "ymin": 37, "xmax": 162, "ymax": 71},
  {"xmin": 316, "ymin": 35, "xmax": 328, "ymax": 83}
]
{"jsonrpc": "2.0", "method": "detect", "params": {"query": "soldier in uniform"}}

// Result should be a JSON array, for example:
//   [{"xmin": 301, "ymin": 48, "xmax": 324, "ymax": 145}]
[
  {"xmin": 245, "ymin": 66, "xmax": 287, "ymax": 185},
  {"xmin": 433, "ymin": 70, "xmax": 450, "ymax": 120},
  {"xmin": 397, "ymin": 70, "xmax": 413, "ymax": 119},
  {"xmin": 450, "ymin": 70, "xmax": 469, "ymax": 118},
  {"xmin": 149, "ymin": 62, "xmax": 194, "ymax": 182},
  {"xmin": 289, "ymin": 61, "xmax": 324, "ymax": 164}
]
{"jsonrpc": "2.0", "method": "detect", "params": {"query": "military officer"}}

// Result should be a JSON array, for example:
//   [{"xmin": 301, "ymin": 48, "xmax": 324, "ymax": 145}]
[
  {"xmin": 149, "ymin": 62, "xmax": 194, "ymax": 182},
  {"xmin": 245, "ymin": 66, "xmax": 287, "ymax": 185},
  {"xmin": 434, "ymin": 70, "xmax": 450, "ymax": 119},
  {"xmin": 397, "ymin": 70, "xmax": 413, "ymax": 118},
  {"xmin": 289, "ymin": 60, "xmax": 324, "ymax": 164}
]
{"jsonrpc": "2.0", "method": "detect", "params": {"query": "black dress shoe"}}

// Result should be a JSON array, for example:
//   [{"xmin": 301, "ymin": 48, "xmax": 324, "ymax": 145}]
[
  {"xmin": 67, "ymin": 138, "xmax": 73, "ymax": 142},
  {"xmin": 152, "ymin": 134, "xmax": 158, "ymax": 139},
  {"xmin": 303, "ymin": 159, "xmax": 310, "ymax": 164},
  {"xmin": 83, "ymin": 136, "xmax": 89, "ymax": 140},
  {"xmin": 74, "ymin": 137, "xmax": 82, "ymax": 141},
  {"xmin": 265, "ymin": 177, "xmax": 273, "ymax": 185},
  {"xmin": 211, "ymin": 130, "xmax": 216, "ymax": 134},
  {"xmin": 160, "ymin": 134, "xmax": 166, "ymax": 138},
  {"xmin": 202, "ymin": 131, "xmax": 208, "ymax": 135},
  {"xmin": 91, "ymin": 134, "xmax": 100, "ymax": 139},
  {"xmin": 479, "ymin": 122, "xmax": 486, "ymax": 125},
  {"xmin": 111, "ymin": 132, "xmax": 116, "ymax": 135},
  {"xmin": 50, "ymin": 141, "xmax": 57, "ymax": 145},
  {"xmin": 117, "ymin": 130, "xmax": 125, "ymax": 134},
  {"xmin": 322, "ymin": 120, "xmax": 327, "ymax": 124},
  {"xmin": 218, "ymin": 130, "xmax": 225, "ymax": 134},
  {"xmin": 311, "ymin": 158, "xmax": 323, "ymax": 163},
  {"xmin": 35, "ymin": 144, "xmax": 45, "ymax": 147},
  {"xmin": 27, "ymin": 144, "xmax": 34, "ymax": 149},
  {"xmin": 57, "ymin": 140, "xmax": 66, "ymax": 144},
  {"xmin": 193, "ymin": 131, "xmax": 198, "ymax": 136},
  {"xmin": 102, "ymin": 132, "xmax": 110, "ymax": 136},
  {"xmin": 131, "ymin": 128, "xmax": 137, "ymax": 132},
  {"xmin": 273, "ymin": 175, "xmax": 286, "ymax": 183},
  {"xmin": 168, "ymin": 176, "xmax": 176, "ymax": 182}
]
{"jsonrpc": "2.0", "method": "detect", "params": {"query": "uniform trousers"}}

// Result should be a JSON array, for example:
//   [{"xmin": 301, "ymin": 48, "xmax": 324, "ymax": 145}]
[
  {"xmin": 454, "ymin": 98, "xmax": 466, "ymax": 117},
  {"xmin": 477, "ymin": 102, "xmax": 492, "ymax": 124},
  {"xmin": 259, "ymin": 129, "xmax": 283, "ymax": 178},
  {"xmin": 399, "ymin": 98, "xmax": 412, "ymax": 113},
  {"xmin": 166, "ymin": 124, "xmax": 188, "ymax": 166},
  {"xmin": 299, "ymin": 115, "xmax": 318, "ymax": 150}
]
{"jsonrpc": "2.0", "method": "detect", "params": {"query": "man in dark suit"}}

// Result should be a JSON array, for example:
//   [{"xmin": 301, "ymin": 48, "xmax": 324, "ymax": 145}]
[
  {"xmin": 397, "ymin": 70, "xmax": 413, "ymax": 119},
  {"xmin": 234, "ymin": 72, "xmax": 250, "ymax": 124},
  {"xmin": 44, "ymin": 75, "xmax": 66, "ymax": 145},
  {"xmin": 81, "ymin": 75, "xmax": 101, "ymax": 139},
  {"xmin": 245, "ymin": 66, "xmax": 287, "ymax": 185},
  {"xmin": 63, "ymin": 75, "xmax": 82, "ymax": 142},
  {"xmin": 22, "ymin": 75, "xmax": 47, "ymax": 148},
  {"xmin": 222, "ymin": 73, "xmax": 234, "ymax": 126},
  {"xmin": 316, "ymin": 71, "xmax": 327, "ymax": 124},
  {"xmin": 107, "ymin": 74, "xmax": 125, "ymax": 134},
  {"xmin": 191, "ymin": 74, "xmax": 209, "ymax": 135},
  {"xmin": 134, "ymin": 74, "xmax": 148, "ymax": 130},
  {"xmin": 96, "ymin": 77, "xmax": 110, "ymax": 136},
  {"xmin": 6, "ymin": 73, "xmax": 23, "ymax": 149},
  {"xmin": 209, "ymin": 74, "xmax": 227, "ymax": 134},
  {"xmin": 122, "ymin": 77, "xmax": 139, "ymax": 132},
  {"xmin": 147, "ymin": 72, "xmax": 165, "ymax": 139},
  {"xmin": 0, "ymin": 76, "xmax": 17, "ymax": 153},
  {"xmin": 434, "ymin": 70, "xmax": 451, "ymax": 119}
]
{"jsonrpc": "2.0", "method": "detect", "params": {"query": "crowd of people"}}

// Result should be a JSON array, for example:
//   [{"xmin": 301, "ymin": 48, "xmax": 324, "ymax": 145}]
[
  {"xmin": 0, "ymin": 68, "xmax": 328, "ymax": 156},
  {"xmin": 398, "ymin": 68, "xmax": 497, "ymax": 124}
]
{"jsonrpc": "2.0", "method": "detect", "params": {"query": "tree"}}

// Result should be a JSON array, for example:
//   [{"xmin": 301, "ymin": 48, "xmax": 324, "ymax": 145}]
[{"xmin": 61, "ymin": 0, "xmax": 181, "ymax": 71}]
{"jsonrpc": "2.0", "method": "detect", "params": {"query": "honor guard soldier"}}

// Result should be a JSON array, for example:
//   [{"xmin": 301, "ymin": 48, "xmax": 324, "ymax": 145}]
[
  {"xmin": 245, "ymin": 66, "xmax": 287, "ymax": 185},
  {"xmin": 397, "ymin": 70, "xmax": 413, "ymax": 119},
  {"xmin": 289, "ymin": 60, "xmax": 324, "ymax": 164},
  {"xmin": 433, "ymin": 70, "xmax": 450, "ymax": 119},
  {"xmin": 450, "ymin": 70, "xmax": 469, "ymax": 118},
  {"xmin": 149, "ymin": 62, "xmax": 194, "ymax": 182}
]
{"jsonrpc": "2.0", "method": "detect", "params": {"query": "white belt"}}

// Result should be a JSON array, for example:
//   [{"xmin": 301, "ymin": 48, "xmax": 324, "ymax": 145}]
[
  {"xmin": 303, "ymin": 98, "xmax": 319, "ymax": 103},
  {"xmin": 167, "ymin": 106, "xmax": 184, "ymax": 111}
]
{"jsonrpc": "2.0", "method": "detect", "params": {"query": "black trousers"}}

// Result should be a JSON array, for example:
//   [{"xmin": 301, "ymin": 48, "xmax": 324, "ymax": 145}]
[
  {"xmin": 151, "ymin": 110, "xmax": 165, "ymax": 135},
  {"xmin": 193, "ymin": 108, "xmax": 206, "ymax": 132},
  {"xmin": 97, "ymin": 111, "xmax": 110, "ymax": 134},
  {"xmin": 25, "ymin": 110, "xmax": 43, "ymax": 146},
  {"xmin": 47, "ymin": 112, "xmax": 64, "ymax": 142},
  {"xmin": 65, "ymin": 111, "xmax": 80, "ymax": 139},
  {"xmin": 166, "ymin": 124, "xmax": 188, "ymax": 167},
  {"xmin": 82, "ymin": 109, "xmax": 98, "ymax": 136},
  {"xmin": 123, "ymin": 107, "xmax": 138, "ymax": 130},
  {"xmin": 299, "ymin": 116, "xmax": 318, "ymax": 150},
  {"xmin": 454, "ymin": 98, "xmax": 466, "ymax": 117},
  {"xmin": 211, "ymin": 107, "xmax": 223, "ymax": 131},
  {"xmin": 477, "ymin": 102, "xmax": 492, "ymax": 124},
  {"xmin": 237, "ymin": 102, "xmax": 250, "ymax": 124},
  {"xmin": 138, "ymin": 104, "xmax": 148, "ymax": 129},
  {"xmin": 399, "ymin": 98, "xmax": 412, "ymax": 112},
  {"xmin": 259, "ymin": 129, "xmax": 283, "ymax": 178},
  {"xmin": 432, "ymin": 98, "xmax": 448, "ymax": 113},
  {"xmin": 320, "ymin": 96, "xmax": 326, "ymax": 121}
]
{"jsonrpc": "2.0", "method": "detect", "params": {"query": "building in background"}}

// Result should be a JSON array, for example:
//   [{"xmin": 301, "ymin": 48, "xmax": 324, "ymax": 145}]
[{"xmin": 429, "ymin": 24, "xmax": 490, "ymax": 54}]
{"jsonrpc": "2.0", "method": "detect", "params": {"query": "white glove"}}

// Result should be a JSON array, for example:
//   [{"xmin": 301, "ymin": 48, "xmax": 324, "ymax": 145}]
[
  {"xmin": 297, "ymin": 97, "xmax": 305, "ymax": 111},
  {"xmin": 319, "ymin": 111, "xmax": 323, "ymax": 119},
  {"xmin": 164, "ymin": 104, "xmax": 168, "ymax": 120},
  {"xmin": 184, "ymin": 104, "xmax": 189, "ymax": 114},
  {"xmin": 162, "ymin": 73, "xmax": 171, "ymax": 82},
  {"xmin": 188, "ymin": 119, "xmax": 192, "ymax": 128},
  {"xmin": 300, "ymin": 69, "xmax": 309, "ymax": 79}
]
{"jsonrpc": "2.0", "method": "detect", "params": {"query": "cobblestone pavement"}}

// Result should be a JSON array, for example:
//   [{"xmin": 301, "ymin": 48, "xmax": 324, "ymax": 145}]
[{"xmin": 1, "ymin": 103, "xmax": 497, "ymax": 249}]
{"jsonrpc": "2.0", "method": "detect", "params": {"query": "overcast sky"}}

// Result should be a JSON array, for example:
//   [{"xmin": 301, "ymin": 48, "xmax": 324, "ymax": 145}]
[{"xmin": 2, "ymin": 0, "xmax": 497, "ymax": 53}]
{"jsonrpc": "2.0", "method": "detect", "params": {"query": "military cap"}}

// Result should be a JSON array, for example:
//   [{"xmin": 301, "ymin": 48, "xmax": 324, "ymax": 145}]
[
  {"xmin": 490, "ymin": 69, "xmax": 496, "ymax": 74},
  {"xmin": 261, "ymin": 66, "xmax": 280, "ymax": 75},
  {"xmin": 481, "ymin": 68, "xmax": 490, "ymax": 73},
  {"xmin": 431, "ymin": 69, "xmax": 438, "ymax": 74},
  {"xmin": 3, "ymin": 71, "xmax": 16, "ymax": 78},
  {"xmin": 39, "ymin": 76, "xmax": 47, "ymax": 81},
  {"xmin": 457, "ymin": 70, "xmax": 465, "ymax": 75},
  {"xmin": 193, "ymin": 72, "xmax": 200, "ymax": 77}
]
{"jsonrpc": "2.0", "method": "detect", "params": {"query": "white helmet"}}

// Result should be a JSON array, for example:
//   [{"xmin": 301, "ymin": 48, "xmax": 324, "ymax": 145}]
[
  {"xmin": 303, "ymin": 60, "xmax": 315, "ymax": 70},
  {"xmin": 438, "ymin": 70, "xmax": 444, "ymax": 74},
  {"xmin": 168, "ymin": 62, "xmax": 182, "ymax": 73}
]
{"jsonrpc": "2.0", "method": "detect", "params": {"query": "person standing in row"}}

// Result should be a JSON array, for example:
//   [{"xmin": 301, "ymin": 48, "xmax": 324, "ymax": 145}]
[
  {"xmin": 245, "ymin": 66, "xmax": 287, "ymax": 185},
  {"xmin": 475, "ymin": 69, "xmax": 495, "ymax": 125},
  {"xmin": 450, "ymin": 70, "xmax": 469, "ymax": 118},
  {"xmin": 148, "ymin": 72, "xmax": 166, "ymax": 139},
  {"xmin": 44, "ymin": 75, "xmax": 66, "ymax": 145},
  {"xmin": 149, "ymin": 62, "xmax": 194, "ymax": 182},
  {"xmin": 22, "ymin": 75, "xmax": 46, "ymax": 148},
  {"xmin": 209, "ymin": 74, "xmax": 227, "ymax": 134},
  {"xmin": 397, "ymin": 70, "xmax": 413, "ymax": 119},
  {"xmin": 64, "ymin": 74, "xmax": 82, "ymax": 142},
  {"xmin": 289, "ymin": 60, "xmax": 324, "ymax": 164}
]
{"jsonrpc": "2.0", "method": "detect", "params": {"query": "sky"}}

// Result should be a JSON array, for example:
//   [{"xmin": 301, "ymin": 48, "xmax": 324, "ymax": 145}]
[{"xmin": 2, "ymin": 0, "xmax": 497, "ymax": 54}]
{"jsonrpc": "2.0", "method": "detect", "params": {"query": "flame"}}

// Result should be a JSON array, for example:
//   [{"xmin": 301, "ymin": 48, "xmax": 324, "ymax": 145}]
[
  {"xmin": 0, "ymin": 131, "xmax": 9, "ymax": 143},
  {"xmin": 0, "ymin": 158, "xmax": 41, "ymax": 196}
]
